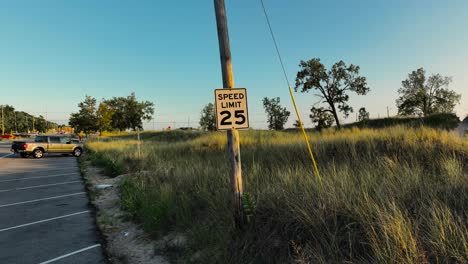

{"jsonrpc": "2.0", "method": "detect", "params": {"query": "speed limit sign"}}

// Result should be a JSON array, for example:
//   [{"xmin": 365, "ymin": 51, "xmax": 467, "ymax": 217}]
[{"xmin": 214, "ymin": 88, "xmax": 249, "ymax": 130}]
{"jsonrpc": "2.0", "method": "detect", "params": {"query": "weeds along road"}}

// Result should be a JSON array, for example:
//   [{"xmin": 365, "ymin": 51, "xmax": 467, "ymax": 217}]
[{"xmin": 0, "ymin": 142, "xmax": 107, "ymax": 264}]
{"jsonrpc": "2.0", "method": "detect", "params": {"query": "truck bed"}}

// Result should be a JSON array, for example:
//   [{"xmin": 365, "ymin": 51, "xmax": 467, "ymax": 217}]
[{"xmin": 11, "ymin": 141, "xmax": 27, "ymax": 153}]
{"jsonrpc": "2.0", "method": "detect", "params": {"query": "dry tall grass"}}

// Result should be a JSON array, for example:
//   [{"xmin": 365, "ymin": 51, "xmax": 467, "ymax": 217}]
[{"xmin": 85, "ymin": 127, "xmax": 468, "ymax": 263}]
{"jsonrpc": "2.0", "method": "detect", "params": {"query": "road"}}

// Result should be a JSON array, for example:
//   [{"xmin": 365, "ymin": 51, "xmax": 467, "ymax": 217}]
[{"xmin": 0, "ymin": 141, "xmax": 107, "ymax": 264}]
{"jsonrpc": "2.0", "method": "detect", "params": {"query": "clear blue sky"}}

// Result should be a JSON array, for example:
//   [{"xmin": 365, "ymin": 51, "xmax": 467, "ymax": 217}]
[{"xmin": 1, "ymin": 0, "xmax": 467, "ymax": 129}]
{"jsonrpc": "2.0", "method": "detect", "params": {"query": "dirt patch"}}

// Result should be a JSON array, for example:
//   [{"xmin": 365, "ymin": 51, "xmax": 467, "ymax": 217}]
[{"xmin": 82, "ymin": 162, "xmax": 171, "ymax": 264}]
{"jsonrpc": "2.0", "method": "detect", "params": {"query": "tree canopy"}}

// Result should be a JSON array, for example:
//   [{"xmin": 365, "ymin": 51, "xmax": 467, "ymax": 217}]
[
  {"xmin": 69, "ymin": 96, "xmax": 99, "ymax": 134},
  {"xmin": 104, "ymin": 93, "xmax": 154, "ymax": 131},
  {"xmin": 293, "ymin": 120, "xmax": 303, "ymax": 128},
  {"xmin": 358, "ymin": 107, "xmax": 370, "ymax": 121},
  {"xmin": 396, "ymin": 68, "xmax": 461, "ymax": 116},
  {"xmin": 262, "ymin": 97, "xmax": 290, "ymax": 130},
  {"xmin": 69, "ymin": 93, "xmax": 154, "ymax": 133},
  {"xmin": 295, "ymin": 58, "xmax": 370, "ymax": 129},
  {"xmin": 199, "ymin": 103, "xmax": 216, "ymax": 131},
  {"xmin": 309, "ymin": 107, "xmax": 334, "ymax": 131}
]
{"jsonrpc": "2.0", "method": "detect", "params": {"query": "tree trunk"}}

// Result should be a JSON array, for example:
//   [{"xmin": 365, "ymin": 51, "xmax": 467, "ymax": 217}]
[{"xmin": 330, "ymin": 104, "xmax": 341, "ymax": 129}]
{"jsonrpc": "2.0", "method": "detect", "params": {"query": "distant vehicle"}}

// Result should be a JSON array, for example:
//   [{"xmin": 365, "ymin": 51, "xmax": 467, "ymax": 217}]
[{"xmin": 11, "ymin": 135, "xmax": 83, "ymax": 158}]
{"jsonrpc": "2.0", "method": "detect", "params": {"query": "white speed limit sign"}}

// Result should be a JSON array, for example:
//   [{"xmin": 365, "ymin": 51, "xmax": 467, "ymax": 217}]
[{"xmin": 214, "ymin": 88, "xmax": 249, "ymax": 130}]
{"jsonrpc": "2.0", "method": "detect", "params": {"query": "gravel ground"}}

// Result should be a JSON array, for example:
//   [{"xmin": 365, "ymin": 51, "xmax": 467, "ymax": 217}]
[{"xmin": 82, "ymin": 162, "xmax": 170, "ymax": 264}]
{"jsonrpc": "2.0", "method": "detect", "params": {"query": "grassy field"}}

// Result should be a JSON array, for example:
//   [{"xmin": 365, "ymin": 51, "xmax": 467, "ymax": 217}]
[{"xmin": 84, "ymin": 127, "xmax": 468, "ymax": 263}]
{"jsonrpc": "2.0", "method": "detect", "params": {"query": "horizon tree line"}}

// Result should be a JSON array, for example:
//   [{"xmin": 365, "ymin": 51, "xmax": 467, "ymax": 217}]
[
  {"xmin": 0, "ymin": 105, "xmax": 58, "ymax": 134},
  {"xmin": 199, "ymin": 58, "xmax": 461, "ymax": 131}
]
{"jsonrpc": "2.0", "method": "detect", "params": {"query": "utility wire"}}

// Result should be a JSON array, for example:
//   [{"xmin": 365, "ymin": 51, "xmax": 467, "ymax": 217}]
[{"xmin": 259, "ymin": 0, "xmax": 292, "ymax": 89}]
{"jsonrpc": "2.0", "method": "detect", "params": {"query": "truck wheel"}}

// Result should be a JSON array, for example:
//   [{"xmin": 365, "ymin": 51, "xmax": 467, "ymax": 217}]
[
  {"xmin": 33, "ymin": 149, "xmax": 44, "ymax": 159},
  {"xmin": 73, "ymin": 148, "xmax": 82, "ymax": 157}
]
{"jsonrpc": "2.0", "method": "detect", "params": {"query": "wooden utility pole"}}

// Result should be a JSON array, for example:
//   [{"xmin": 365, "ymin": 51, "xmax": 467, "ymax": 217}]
[{"xmin": 214, "ymin": 0, "xmax": 244, "ymax": 226}]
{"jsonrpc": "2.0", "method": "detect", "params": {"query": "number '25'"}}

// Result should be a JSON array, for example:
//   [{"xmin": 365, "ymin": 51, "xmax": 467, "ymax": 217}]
[{"xmin": 220, "ymin": 110, "xmax": 245, "ymax": 126}]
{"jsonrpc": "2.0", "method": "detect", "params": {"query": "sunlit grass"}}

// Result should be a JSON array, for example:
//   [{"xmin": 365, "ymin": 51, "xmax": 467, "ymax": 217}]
[{"xmin": 84, "ymin": 126, "xmax": 468, "ymax": 263}]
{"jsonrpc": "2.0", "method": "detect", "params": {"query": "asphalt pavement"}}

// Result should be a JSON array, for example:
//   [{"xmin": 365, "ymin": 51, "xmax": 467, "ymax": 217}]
[{"xmin": 0, "ymin": 141, "xmax": 107, "ymax": 264}]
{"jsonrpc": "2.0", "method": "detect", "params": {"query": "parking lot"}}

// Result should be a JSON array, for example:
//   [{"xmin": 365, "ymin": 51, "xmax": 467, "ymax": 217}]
[{"xmin": 0, "ymin": 141, "xmax": 107, "ymax": 263}]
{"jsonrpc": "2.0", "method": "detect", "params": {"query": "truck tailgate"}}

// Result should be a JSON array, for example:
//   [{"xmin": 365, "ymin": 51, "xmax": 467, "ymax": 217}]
[{"xmin": 11, "ymin": 141, "xmax": 27, "ymax": 152}]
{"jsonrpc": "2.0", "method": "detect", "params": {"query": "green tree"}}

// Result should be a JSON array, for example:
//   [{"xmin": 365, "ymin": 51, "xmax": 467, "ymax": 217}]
[
  {"xmin": 35, "ymin": 115, "xmax": 49, "ymax": 133},
  {"xmin": 15, "ymin": 111, "xmax": 30, "ymax": 132},
  {"xmin": 293, "ymin": 120, "xmax": 303, "ymax": 128},
  {"xmin": 358, "ymin": 107, "xmax": 370, "ymax": 121},
  {"xmin": 105, "ymin": 97, "xmax": 127, "ymax": 131},
  {"xmin": 0, "ymin": 105, "xmax": 15, "ymax": 133},
  {"xmin": 69, "ymin": 95, "xmax": 99, "ymax": 134},
  {"xmin": 96, "ymin": 101, "xmax": 115, "ymax": 132},
  {"xmin": 105, "ymin": 93, "xmax": 154, "ymax": 131},
  {"xmin": 127, "ymin": 93, "xmax": 154, "ymax": 131},
  {"xmin": 310, "ymin": 107, "xmax": 334, "ymax": 130},
  {"xmin": 295, "ymin": 58, "xmax": 370, "ymax": 129},
  {"xmin": 396, "ymin": 68, "xmax": 461, "ymax": 116},
  {"xmin": 199, "ymin": 103, "xmax": 216, "ymax": 131},
  {"xmin": 262, "ymin": 97, "xmax": 290, "ymax": 130}
]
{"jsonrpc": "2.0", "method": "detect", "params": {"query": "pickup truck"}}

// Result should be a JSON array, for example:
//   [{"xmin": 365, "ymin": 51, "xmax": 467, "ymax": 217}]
[{"xmin": 11, "ymin": 135, "xmax": 83, "ymax": 158}]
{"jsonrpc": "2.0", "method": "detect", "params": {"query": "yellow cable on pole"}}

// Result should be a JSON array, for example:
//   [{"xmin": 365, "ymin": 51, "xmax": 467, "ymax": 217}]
[
  {"xmin": 288, "ymin": 86, "xmax": 322, "ymax": 182},
  {"xmin": 259, "ymin": 0, "xmax": 322, "ymax": 182}
]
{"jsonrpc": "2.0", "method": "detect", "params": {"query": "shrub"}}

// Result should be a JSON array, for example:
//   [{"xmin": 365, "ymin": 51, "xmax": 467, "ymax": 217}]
[{"xmin": 345, "ymin": 113, "xmax": 460, "ymax": 130}]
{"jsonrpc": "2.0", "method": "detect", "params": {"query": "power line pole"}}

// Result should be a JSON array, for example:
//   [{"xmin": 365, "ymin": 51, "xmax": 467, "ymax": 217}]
[
  {"xmin": 14, "ymin": 111, "xmax": 17, "ymax": 132},
  {"xmin": 214, "ymin": 0, "xmax": 244, "ymax": 227},
  {"xmin": 45, "ymin": 106, "xmax": 48, "ymax": 132},
  {"xmin": 387, "ymin": 106, "xmax": 390, "ymax": 118},
  {"xmin": 1, "ymin": 105, "xmax": 4, "ymax": 135}
]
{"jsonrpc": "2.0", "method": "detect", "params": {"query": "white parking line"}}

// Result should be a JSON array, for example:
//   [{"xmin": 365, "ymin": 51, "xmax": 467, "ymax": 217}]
[
  {"xmin": 0, "ymin": 153, "xmax": 13, "ymax": 159},
  {"xmin": 0, "ymin": 172, "xmax": 79, "ymax": 183},
  {"xmin": 0, "ymin": 192, "xmax": 86, "ymax": 208},
  {"xmin": 38, "ymin": 244, "xmax": 101, "ymax": 264},
  {"xmin": 0, "ymin": 210, "xmax": 90, "ymax": 232},
  {"xmin": 0, "ymin": 168, "xmax": 80, "ymax": 176},
  {"xmin": 0, "ymin": 181, "xmax": 81, "ymax": 193}
]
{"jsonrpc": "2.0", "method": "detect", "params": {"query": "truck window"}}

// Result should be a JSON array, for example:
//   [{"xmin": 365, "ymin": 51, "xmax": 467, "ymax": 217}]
[
  {"xmin": 35, "ymin": 136, "xmax": 48, "ymax": 143},
  {"xmin": 49, "ymin": 137, "xmax": 61, "ymax": 143},
  {"xmin": 60, "ymin": 137, "xmax": 71, "ymax": 144}
]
